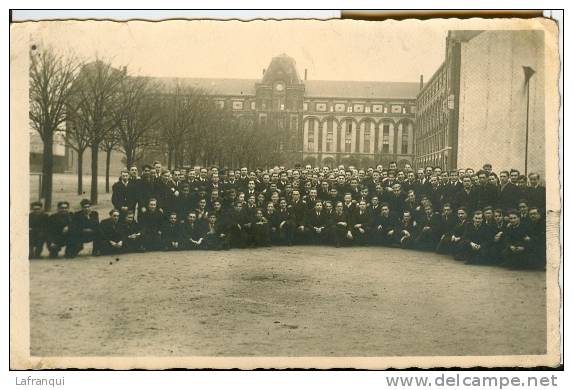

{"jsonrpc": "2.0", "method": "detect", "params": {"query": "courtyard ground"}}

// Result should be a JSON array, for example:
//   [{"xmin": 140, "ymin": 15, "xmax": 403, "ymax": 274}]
[{"xmin": 30, "ymin": 246, "xmax": 547, "ymax": 357}]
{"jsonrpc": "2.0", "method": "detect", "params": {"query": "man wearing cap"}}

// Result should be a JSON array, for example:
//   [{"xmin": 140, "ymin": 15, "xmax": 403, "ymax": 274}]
[
  {"xmin": 67, "ymin": 199, "xmax": 100, "ymax": 258},
  {"xmin": 46, "ymin": 201, "xmax": 73, "ymax": 258},
  {"xmin": 29, "ymin": 201, "xmax": 49, "ymax": 258}
]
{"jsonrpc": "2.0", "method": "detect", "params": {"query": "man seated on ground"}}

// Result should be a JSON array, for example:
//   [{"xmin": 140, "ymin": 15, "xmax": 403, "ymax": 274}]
[
  {"xmin": 276, "ymin": 198, "xmax": 295, "ymax": 246},
  {"xmin": 225, "ymin": 201, "xmax": 251, "ymax": 248},
  {"xmin": 99, "ymin": 209, "xmax": 124, "ymax": 255},
  {"xmin": 329, "ymin": 201, "xmax": 352, "ymax": 247},
  {"xmin": 203, "ymin": 213, "xmax": 229, "ymax": 250},
  {"xmin": 394, "ymin": 210, "xmax": 417, "ymax": 249},
  {"xmin": 306, "ymin": 201, "xmax": 329, "ymax": 245},
  {"xmin": 264, "ymin": 202, "xmax": 282, "ymax": 245},
  {"xmin": 414, "ymin": 205, "xmax": 443, "ymax": 251},
  {"xmin": 458, "ymin": 210, "xmax": 492, "ymax": 265},
  {"xmin": 180, "ymin": 211, "xmax": 207, "ymax": 250},
  {"xmin": 434, "ymin": 203, "xmax": 456, "ymax": 254},
  {"xmin": 29, "ymin": 201, "xmax": 48, "ymax": 259},
  {"xmin": 67, "ymin": 199, "xmax": 100, "ymax": 258},
  {"xmin": 371, "ymin": 203, "xmax": 396, "ymax": 246},
  {"xmin": 46, "ymin": 201, "xmax": 73, "ymax": 258},
  {"xmin": 350, "ymin": 200, "xmax": 372, "ymax": 246},
  {"xmin": 162, "ymin": 211, "xmax": 182, "ymax": 251},
  {"xmin": 501, "ymin": 210, "xmax": 531, "ymax": 269},
  {"xmin": 252, "ymin": 208, "xmax": 271, "ymax": 247},
  {"xmin": 120, "ymin": 210, "xmax": 142, "ymax": 252},
  {"xmin": 139, "ymin": 198, "xmax": 164, "ymax": 251},
  {"xmin": 438, "ymin": 207, "xmax": 468, "ymax": 257}
]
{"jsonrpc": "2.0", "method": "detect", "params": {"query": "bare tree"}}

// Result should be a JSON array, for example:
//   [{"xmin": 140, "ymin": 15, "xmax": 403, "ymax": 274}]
[
  {"xmin": 114, "ymin": 77, "xmax": 160, "ymax": 168},
  {"xmin": 63, "ymin": 117, "xmax": 91, "ymax": 195},
  {"xmin": 100, "ymin": 129, "xmax": 121, "ymax": 193},
  {"xmin": 29, "ymin": 45, "xmax": 80, "ymax": 210},
  {"xmin": 72, "ymin": 59, "xmax": 126, "ymax": 204}
]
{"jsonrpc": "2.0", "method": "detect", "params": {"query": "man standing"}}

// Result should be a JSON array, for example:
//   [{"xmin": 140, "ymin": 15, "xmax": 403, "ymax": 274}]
[
  {"xmin": 112, "ymin": 170, "xmax": 137, "ymax": 217},
  {"xmin": 458, "ymin": 211, "xmax": 491, "ymax": 265},
  {"xmin": 350, "ymin": 200, "xmax": 372, "ymax": 246},
  {"xmin": 139, "ymin": 198, "xmax": 164, "ymax": 251},
  {"xmin": 306, "ymin": 201, "xmax": 328, "ymax": 245}
]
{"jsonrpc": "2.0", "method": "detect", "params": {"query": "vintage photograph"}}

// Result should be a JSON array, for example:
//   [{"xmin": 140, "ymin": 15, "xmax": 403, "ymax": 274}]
[{"xmin": 10, "ymin": 16, "xmax": 560, "ymax": 368}]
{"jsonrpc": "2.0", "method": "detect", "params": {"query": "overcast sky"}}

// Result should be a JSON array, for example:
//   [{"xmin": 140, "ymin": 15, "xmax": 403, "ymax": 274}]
[{"xmin": 28, "ymin": 19, "xmax": 460, "ymax": 83}]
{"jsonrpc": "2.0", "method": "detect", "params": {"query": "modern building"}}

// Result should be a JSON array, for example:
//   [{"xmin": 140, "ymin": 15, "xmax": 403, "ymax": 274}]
[
  {"xmin": 157, "ymin": 54, "xmax": 419, "ymax": 168},
  {"xmin": 415, "ymin": 30, "xmax": 546, "ymax": 176}
]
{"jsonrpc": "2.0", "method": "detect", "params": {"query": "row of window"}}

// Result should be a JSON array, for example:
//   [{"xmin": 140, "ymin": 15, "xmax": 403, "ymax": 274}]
[
  {"xmin": 216, "ymin": 99, "xmax": 418, "ymax": 115},
  {"xmin": 304, "ymin": 102, "xmax": 416, "ymax": 115},
  {"xmin": 305, "ymin": 118, "xmax": 410, "ymax": 154}
]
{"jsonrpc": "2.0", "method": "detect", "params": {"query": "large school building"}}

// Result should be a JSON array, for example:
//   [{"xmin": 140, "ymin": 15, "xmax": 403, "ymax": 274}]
[{"xmin": 158, "ymin": 53, "xmax": 419, "ymax": 169}]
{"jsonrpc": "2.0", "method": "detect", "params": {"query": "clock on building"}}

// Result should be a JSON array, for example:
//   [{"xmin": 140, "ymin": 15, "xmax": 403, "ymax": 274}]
[{"xmin": 275, "ymin": 82, "xmax": 285, "ymax": 92}]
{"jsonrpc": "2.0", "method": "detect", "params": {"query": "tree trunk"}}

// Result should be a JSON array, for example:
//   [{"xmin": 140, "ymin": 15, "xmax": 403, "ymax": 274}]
[
  {"xmin": 90, "ymin": 142, "xmax": 99, "ymax": 204},
  {"xmin": 105, "ymin": 148, "xmax": 112, "ymax": 193},
  {"xmin": 167, "ymin": 148, "xmax": 173, "ymax": 170},
  {"xmin": 77, "ymin": 149, "xmax": 84, "ymax": 195},
  {"xmin": 125, "ymin": 146, "xmax": 134, "ymax": 169},
  {"xmin": 41, "ymin": 128, "xmax": 54, "ymax": 211}
]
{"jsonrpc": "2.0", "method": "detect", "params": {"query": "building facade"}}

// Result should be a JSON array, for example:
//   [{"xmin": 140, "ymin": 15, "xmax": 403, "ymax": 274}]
[
  {"xmin": 415, "ymin": 30, "xmax": 546, "ymax": 177},
  {"xmin": 162, "ymin": 54, "xmax": 419, "ymax": 168}
]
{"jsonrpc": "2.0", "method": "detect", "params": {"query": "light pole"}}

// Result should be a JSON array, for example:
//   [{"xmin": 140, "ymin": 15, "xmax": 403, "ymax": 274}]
[{"xmin": 522, "ymin": 66, "xmax": 536, "ymax": 176}]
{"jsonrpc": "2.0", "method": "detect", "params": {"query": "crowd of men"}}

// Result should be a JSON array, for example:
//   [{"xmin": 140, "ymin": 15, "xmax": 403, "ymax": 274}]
[{"xmin": 29, "ymin": 161, "xmax": 547, "ymax": 270}]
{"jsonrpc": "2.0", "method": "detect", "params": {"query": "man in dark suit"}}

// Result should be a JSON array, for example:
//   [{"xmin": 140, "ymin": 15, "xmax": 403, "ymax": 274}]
[
  {"xmin": 437, "ymin": 206, "xmax": 468, "ymax": 256},
  {"xmin": 458, "ymin": 211, "xmax": 491, "ymax": 264},
  {"xmin": 455, "ymin": 176, "xmax": 479, "ymax": 215},
  {"xmin": 161, "ymin": 212, "xmax": 182, "ymax": 250},
  {"xmin": 120, "ymin": 210, "xmax": 142, "ymax": 252},
  {"xmin": 111, "ymin": 170, "xmax": 138, "ymax": 217},
  {"xmin": 29, "ymin": 201, "xmax": 48, "ymax": 258},
  {"xmin": 501, "ymin": 210, "xmax": 531, "ymax": 268},
  {"xmin": 276, "ymin": 198, "xmax": 295, "ymax": 245},
  {"xmin": 526, "ymin": 206, "xmax": 546, "ymax": 269},
  {"xmin": 475, "ymin": 170, "xmax": 498, "ymax": 210},
  {"xmin": 46, "ymin": 201, "xmax": 73, "ymax": 258},
  {"xmin": 328, "ymin": 201, "xmax": 351, "ymax": 247},
  {"xmin": 371, "ymin": 203, "xmax": 396, "ymax": 246},
  {"xmin": 289, "ymin": 190, "xmax": 309, "ymax": 244},
  {"xmin": 394, "ymin": 210, "xmax": 417, "ymax": 249},
  {"xmin": 139, "ymin": 198, "xmax": 164, "ymax": 251},
  {"xmin": 67, "ymin": 199, "xmax": 100, "ymax": 258},
  {"xmin": 350, "ymin": 200, "xmax": 372, "ymax": 246},
  {"xmin": 526, "ymin": 173, "xmax": 546, "ymax": 211},
  {"xmin": 180, "ymin": 211, "xmax": 208, "ymax": 250},
  {"xmin": 99, "ymin": 209, "xmax": 124, "ymax": 255},
  {"xmin": 414, "ymin": 205, "xmax": 443, "ymax": 251},
  {"xmin": 306, "ymin": 201, "xmax": 329, "ymax": 245},
  {"xmin": 498, "ymin": 171, "xmax": 520, "ymax": 212}
]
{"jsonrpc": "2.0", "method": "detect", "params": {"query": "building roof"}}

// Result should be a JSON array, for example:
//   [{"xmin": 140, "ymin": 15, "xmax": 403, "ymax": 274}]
[
  {"xmin": 154, "ymin": 77, "xmax": 257, "ymax": 96},
  {"xmin": 154, "ymin": 76, "xmax": 420, "ymax": 100},
  {"xmin": 304, "ymin": 80, "xmax": 419, "ymax": 100}
]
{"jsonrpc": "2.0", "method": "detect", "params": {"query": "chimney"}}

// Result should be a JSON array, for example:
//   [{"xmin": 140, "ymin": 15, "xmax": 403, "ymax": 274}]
[
  {"xmin": 419, "ymin": 74, "xmax": 424, "ymax": 90},
  {"xmin": 304, "ymin": 68, "xmax": 308, "ymax": 81}
]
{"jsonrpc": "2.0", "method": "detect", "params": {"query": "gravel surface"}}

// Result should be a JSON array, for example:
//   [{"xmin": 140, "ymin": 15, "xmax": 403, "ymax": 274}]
[{"xmin": 30, "ymin": 246, "xmax": 547, "ymax": 357}]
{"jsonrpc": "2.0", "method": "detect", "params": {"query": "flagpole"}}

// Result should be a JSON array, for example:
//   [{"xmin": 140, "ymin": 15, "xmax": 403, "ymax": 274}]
[{"xmin": 522, "ymin": 66, "xmax": 535, "ymax": 177}]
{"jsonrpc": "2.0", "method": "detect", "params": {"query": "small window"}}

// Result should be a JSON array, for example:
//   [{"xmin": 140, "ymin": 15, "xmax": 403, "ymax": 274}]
[
  {"xmin": 251, "ymin": 101, "xmax": 256, "ymax": 110},
  {"xmin": 354, "ymin": 104, "xmax": 364, "ymax": 113},
  {"xmin": 216, "ymin": 100, "xmax": 225, "ymax": 109},
  {"xmin": 372, "ymin": 104, "xmax": 383, "ymax": 113},
  {"xmin": 303, "ymin": 103, "xmax": 308, "ymax": 111},
  {"xmin": 232, "ymin": 101, "xmax": 244, "ymax": 110},
  {"xmin": 335, "ymin": 103, "xmax": 345, "ymax": 112},
  {"xmin": 391, "ymin": 105, "xmax": 402, "ymax": 113},
  {"xmin": 316, "ymin": 103, "xmax": 327, "ymax": 112}
]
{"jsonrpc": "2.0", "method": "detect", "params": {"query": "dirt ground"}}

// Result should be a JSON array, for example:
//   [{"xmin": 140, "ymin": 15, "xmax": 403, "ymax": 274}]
[{"xmin": 29, "ymin": 246, "xmax": 547, "ymax": 357}]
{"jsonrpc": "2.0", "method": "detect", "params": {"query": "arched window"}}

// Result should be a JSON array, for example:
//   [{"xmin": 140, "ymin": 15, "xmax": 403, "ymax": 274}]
[
  {"xmin": 325, "ymin": 119, "xmax": 334, "ymax": 152},
  {"xmin": 382, "ymin": 124, "xmax": 390, "ymax": 154},
  {"xmin": 344, "ymin": 120, "xmax": 353, "ymax": 153},
  {"xmin": 402, "ymin": 125, "xmax": 409, "ymax": 154},
  {"xmin": 307, "ymin": 118, "xmax": 315, "ymax": 151},
  {"xmin": 363, "ymin": 121, "xmax": 372, "ymax": 153}
]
